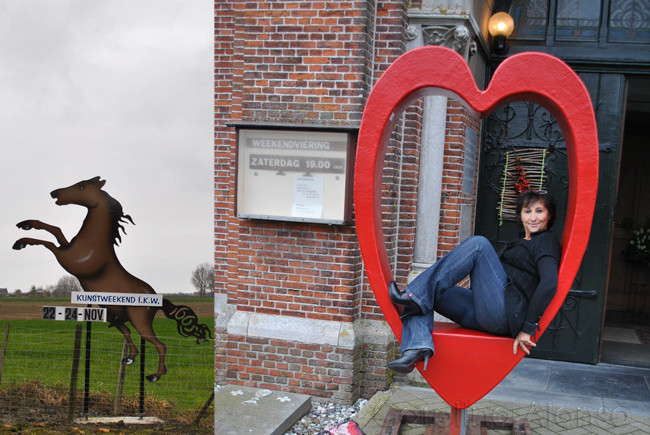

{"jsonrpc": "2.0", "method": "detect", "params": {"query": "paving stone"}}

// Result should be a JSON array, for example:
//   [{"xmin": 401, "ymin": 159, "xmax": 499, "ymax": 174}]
[
  {"xmin": 549, "ymin": 368, "xmax": 650, "ymax": 402},
  {"xmin": 357, "ymin": 383, "xmax": 650, "ymax": 435},
  {"xmin": 214, "ymin": 385, "xmax": 310, "ymax": 435}
]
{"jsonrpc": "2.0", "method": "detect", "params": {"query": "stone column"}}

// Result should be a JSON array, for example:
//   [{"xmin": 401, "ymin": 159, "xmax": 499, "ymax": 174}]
[{"xmin": 406, "ymin": 21, "xmax": 478, "ymax": 281}]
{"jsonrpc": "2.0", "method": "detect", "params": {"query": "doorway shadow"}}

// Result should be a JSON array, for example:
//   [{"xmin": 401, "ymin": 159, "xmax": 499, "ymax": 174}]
[{"xmin": 602, "ymin": 310, "xmax": 650, "ymax": 368}]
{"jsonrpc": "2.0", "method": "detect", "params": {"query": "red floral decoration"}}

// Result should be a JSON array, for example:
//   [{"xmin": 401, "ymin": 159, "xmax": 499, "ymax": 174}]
[{"xmin": 514, "ymin": 161, "xmax": 530, "ymax": 194}]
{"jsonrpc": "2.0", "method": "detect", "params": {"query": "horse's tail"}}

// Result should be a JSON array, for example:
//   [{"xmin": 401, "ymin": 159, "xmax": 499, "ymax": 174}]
[{"xmin": 161, "ymin": 298, "xmax": 213, "ymax": 343}]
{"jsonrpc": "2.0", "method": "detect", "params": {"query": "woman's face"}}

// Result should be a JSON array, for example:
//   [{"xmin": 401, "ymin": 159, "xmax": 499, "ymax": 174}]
[{"xmin": 521, "ymin": 200, "xmax": 551, "ymax": 239}]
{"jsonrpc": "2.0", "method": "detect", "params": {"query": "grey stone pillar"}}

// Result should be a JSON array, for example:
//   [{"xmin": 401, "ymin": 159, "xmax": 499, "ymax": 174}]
[
  {"xmin": 410, "ymin": 96, "xmax": 446, "ymax": 273},
  {"xmin": 405, "ymin": 20, "xmax": 478, "ymax": 281}
]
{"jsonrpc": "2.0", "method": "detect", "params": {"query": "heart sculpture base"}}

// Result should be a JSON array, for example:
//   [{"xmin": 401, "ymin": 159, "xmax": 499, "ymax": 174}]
[
  {"xmin": 422, "ymin": 322, "xmax": 520, "ymax": 409},
  {"xmin": 382, "ymin": 407, "xmax": 531, "ymax": 434},
  {"xmin": 354, "ymin": 46, "xmax": 599, "ymax": 409}
]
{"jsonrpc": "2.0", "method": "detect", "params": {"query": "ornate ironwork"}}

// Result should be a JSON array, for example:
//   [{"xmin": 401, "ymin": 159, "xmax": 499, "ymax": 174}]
[
  {"xmin": 544, "ymin": 294, "xmax": 585, "ymax": 342},
  {"xmin": 484, "ymin": 101, "xmax": 565, "ymax": 151},
  {"xmin": 480, "ymin": 101, "xmax": 568, "ymax": 198}
]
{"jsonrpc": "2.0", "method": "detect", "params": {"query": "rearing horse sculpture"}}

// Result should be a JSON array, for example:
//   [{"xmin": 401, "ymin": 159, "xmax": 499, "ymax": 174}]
[{"xmin": 13, "ymin": 176, "xmax": 212, "ymax": 382}]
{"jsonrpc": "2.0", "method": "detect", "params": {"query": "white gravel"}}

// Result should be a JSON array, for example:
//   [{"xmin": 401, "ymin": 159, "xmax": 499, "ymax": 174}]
[{"xmin": 284, "ymin": 399, "xmax": 368, "ymax": 434}]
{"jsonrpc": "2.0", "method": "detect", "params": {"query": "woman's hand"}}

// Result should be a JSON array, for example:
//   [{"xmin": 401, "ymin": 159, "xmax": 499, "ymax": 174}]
[{"xmin": 513, "ymin": 331, "xmax": 536, "ymax": 355}]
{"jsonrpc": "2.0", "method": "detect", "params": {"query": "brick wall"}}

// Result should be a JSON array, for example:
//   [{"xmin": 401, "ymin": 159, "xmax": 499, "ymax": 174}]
[
  {"xmin": 215, "ymin": 0, "xmax": 482, "ymax": 403},
  {"xmin": 384, "ymin": 105, "xmax": 423, "ymax": 293},
  {"xmin": 215, "ymin": 0, "xmax": 237, "ymax": 296},
  {"xmin": 225, "ymin": 335, "xmax": 360, "ymax": 402},
  {"xmin": 237, "ymin": 1, "xmax": 372, "ymax": 124},
  {"xmin": 438, "ymin": 100, "xmax": 481, "ymax": 257},
  {"xmin": 235, "ymin": 222, "xmax": 360, "ymax": 322},
  {"xmin": 215, "ymin": 1, "xmax": 413, "ymax": 313}
]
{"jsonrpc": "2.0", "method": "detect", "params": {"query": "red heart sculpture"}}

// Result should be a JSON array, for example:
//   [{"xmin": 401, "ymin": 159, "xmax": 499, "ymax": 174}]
[{"xmin": 354, "ymin": 46, "xmax": 598, "ymax": 409}]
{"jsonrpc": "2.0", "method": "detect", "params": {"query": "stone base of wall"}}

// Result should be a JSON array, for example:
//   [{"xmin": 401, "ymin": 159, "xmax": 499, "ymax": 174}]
[{"xmin": 214, "ymin": 295, "xmax": 397, "ymax": 404}]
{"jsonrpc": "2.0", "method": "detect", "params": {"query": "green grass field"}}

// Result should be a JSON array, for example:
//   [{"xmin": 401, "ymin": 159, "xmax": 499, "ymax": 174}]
[{"xmin": 0, "ymin": 317, "xmax": 214, "ymax": 411}]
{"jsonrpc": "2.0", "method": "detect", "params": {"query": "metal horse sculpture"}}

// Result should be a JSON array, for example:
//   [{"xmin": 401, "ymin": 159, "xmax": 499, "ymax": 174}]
[{"xmin": 13, "ymin": 176, "xmax": 212, "ymax": 382}]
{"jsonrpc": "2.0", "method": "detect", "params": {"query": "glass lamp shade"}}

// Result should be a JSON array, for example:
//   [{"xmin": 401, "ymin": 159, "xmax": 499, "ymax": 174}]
[{"xmin": 488, "ymin": 12, "xmax": 515, "ymax": 38}]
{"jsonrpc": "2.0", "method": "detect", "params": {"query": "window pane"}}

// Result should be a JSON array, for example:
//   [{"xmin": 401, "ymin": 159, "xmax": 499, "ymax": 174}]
[
  {"xmin": 510, "ymin": 0, "xmax": 549, "ymax": 40},
  {"xmin": 556, "ymin": 0, "xmax": 601, "ymax": 41},
  {"xmin": 609, "ymin": 0, "xmax": 650, "ymax": 43}
]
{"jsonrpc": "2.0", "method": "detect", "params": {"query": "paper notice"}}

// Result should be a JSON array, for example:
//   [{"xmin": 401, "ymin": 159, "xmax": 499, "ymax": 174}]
[{"xmin": 292, "ymin": 174, "xmax": 324, "ymax": 218}]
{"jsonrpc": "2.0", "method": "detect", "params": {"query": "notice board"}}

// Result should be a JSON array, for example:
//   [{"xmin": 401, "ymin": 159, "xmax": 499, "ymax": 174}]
[{"xmin": 236, "ymin": 128, "xmax": 354, "ymax": 224}]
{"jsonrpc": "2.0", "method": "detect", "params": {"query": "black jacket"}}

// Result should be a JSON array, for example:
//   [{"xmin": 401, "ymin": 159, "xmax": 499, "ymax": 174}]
[{"xmin": 500, "ymin": 230, "xmax": 561, "ymax": 338}]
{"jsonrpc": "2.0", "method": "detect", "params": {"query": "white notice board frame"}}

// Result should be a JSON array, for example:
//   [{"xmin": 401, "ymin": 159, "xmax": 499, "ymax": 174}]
[{"xmin": 234, "ymin": 125, "xmax": 356, "ymax": 224}]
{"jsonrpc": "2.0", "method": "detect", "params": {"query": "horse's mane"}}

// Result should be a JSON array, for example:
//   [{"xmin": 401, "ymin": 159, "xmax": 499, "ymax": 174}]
[{"xmin": 103, "ymin": 191, "xmax": 135, "ymax": 246}]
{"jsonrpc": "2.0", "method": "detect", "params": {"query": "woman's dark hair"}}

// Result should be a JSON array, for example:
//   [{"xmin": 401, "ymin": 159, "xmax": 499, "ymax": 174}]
[{"xmin": 515, "ymin": 190, "xmax": 557, "ymax": 229}]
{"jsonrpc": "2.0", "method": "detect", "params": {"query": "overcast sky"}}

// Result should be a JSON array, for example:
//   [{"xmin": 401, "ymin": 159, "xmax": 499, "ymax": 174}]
[{"xmin": 0, "ymin": 1, "xmax": 213, "ymax": 294}]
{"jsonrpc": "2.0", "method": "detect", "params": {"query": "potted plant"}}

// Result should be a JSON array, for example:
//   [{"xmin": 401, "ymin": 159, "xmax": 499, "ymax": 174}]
[{"xmin": 625, "ymin": 226, "xmax": 650, "ymax": 266}]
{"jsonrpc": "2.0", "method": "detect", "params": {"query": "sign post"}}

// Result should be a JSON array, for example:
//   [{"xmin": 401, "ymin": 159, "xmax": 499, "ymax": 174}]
[
  {"xmin": 42, "ymin": 305, "xmax": 107, "ymax": 417},
  {"xmin": 70, "ymin": 291, "xmax": 162, "ymax": 418},
  {"xmin": 140, "ymin": 336, "xmax": 146, "ymax": 416},
  {"xmin": 84, "ymin": 306, "xmax": 92, "ymax": 416},
  {"xmin": 43, "ymin": 292, "xmax": 163, "ymax": 419}
]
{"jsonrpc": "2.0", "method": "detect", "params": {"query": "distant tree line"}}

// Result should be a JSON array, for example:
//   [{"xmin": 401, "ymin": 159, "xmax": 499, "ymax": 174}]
[
  {"xmin": 1, "ymin": 275, "xmax": 82, "ymax": 298},
  {"xmin": 2, "ymin": 262, "xmax": 214, "ymax": 298}
]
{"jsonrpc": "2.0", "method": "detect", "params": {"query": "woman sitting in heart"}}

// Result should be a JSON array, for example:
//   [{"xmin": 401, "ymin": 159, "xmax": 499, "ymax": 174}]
[{"xmin": 387, "ymin": 190, "xmax": 561, "ymax": 373}]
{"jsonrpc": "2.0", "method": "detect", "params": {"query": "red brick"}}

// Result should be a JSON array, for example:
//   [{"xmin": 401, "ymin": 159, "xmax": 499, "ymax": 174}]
[{"xmin": 216, "ymin": 0, "xmax": 480, "ymax": 403}]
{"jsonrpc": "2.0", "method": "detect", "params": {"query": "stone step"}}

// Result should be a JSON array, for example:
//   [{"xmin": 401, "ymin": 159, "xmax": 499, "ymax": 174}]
[{"xmin": 214, "ymin": 385, "xmax": 311, "ymax": 435}]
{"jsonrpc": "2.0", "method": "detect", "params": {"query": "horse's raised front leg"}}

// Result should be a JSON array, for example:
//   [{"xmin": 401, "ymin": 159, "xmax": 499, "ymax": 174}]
[
  {"xmin": 16, "ymin": 220, "xmax": 69, "ymax": 247},
  {"xmin": 12, "ymin": 237, "xmax": 57, "ymax": 251}
]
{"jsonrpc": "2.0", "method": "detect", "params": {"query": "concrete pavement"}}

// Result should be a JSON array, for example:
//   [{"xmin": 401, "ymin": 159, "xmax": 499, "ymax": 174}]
[
  {"xmin": 212, "ymin": 358, "xmax": 649, "ymax": 434},
  {"xmin": 356, "ymin": 358, "xmax": 650, "ymax": 434}
]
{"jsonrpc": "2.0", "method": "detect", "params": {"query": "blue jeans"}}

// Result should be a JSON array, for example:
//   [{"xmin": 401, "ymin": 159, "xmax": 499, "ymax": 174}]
[{"xmin": 400, "ymin": 236, "xmax": 510, "ymax": 353}]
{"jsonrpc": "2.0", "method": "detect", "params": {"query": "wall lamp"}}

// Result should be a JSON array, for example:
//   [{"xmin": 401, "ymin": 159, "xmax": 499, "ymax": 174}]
[{"xmin": 488, "ymin": 12, "xmax": 514, "ymax": 54}]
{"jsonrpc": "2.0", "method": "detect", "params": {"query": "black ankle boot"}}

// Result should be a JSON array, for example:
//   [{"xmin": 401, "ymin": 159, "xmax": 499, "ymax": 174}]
[
  {"xmin": 388, "ymin": 281, "xmax": 423, "ymax": 319},
  {"xmin": 387, "ymin": 348, "xmax": 434, "ymax": 373}
]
